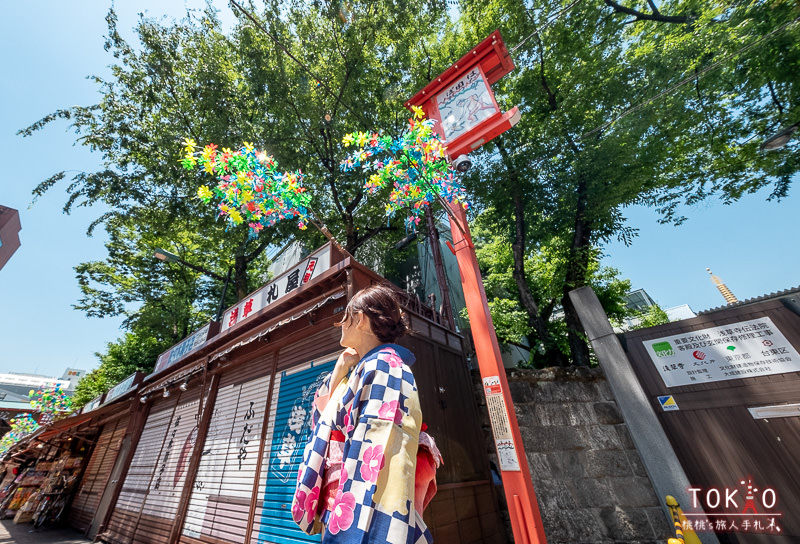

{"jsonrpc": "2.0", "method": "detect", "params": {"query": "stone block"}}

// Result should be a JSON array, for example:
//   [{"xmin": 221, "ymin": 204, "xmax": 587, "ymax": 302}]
[
  {"xmin": 534, "ymin": 403, "xmax": 570, "ymax": 426},
  {"xmin": 582, "ymin": 450, "xmax": 632, "ymax": 478},
  {"xmin": 583, "ymin": 425, "xmax": 624, "ymax": 450},
  {"xmin": 540, "ymin": 505, "xmax": 573, "ymax": 543},
  {"xmin": 567, "ymin": 402, "xmax": 599, "ymax": 426},
  {"xmin": 598, "ymin": 506, "xmax": 655, "ymax": 541},
  {"xmin": 520, "ymin": 425, "xmax": 585, "ymax": 452},
  {"xmin": 615, "ymin": 424, "xmax": 636, "ymax": 449},
  {"xmin": 607, "ymin": 476, "xmax": 660, "ymax": 507},
  {"xmin": 543, "ymin": 450, "xmax": 587, "ymax": 478},
  {"xmin": 535, "ymin": 478, "xmax": 579, "ymax": 511},
  {"xmin": 527, "ymin": 451, "xmax": 550, "ymax": 476},
  {"xmin": 624, "ymin": 450, "xmax": 649, "ymax": 478},
  {"xmin": 564, "ymin": 508, "xmax": 612, "ymax": 542},
  {"xmin": 567, "ymin": 478, "xmax": 615, "ymax": 508},
  {"xmin": 595, "ymin": 379, "xmax": 616, "ymax": 401},
  {"xmin": 533, "ymin": 381, "xmax": 599, "ymax": 403},
  {"xmin": 508, "ymin": 380, "xmax": 534, "ymax": 403},
  {"xmin": 593, "ymin": 401, "xmax": 623, "ymax": 425},
  {"xmin": 644, "ymin": 506, "xmax": 674, "ymax": 539}
]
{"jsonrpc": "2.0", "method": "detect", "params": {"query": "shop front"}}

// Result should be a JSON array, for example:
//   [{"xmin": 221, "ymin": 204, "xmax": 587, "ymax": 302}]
[{"xmin": 96, "ymin": 244, "xmax": 504, "ymax": 544}]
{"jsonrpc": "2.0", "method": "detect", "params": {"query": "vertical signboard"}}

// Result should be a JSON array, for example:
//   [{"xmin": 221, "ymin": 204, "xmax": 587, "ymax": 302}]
[
  {"xmin": 182, "ymin": 374, "xmax": 272, "ymax": 543},
  {"xmin": 253, "ymin": 360, "xmax": 335, "ymax": 544}
]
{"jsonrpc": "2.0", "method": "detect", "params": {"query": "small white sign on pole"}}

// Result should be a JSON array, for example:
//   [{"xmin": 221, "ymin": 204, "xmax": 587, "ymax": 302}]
[
  {"xmin": 482, "ymin": 376, "xmax": 521, "ymax": 471},
  {"xmin": 643, "ymin": 317, "xmax": 800, "ymax": 387}
]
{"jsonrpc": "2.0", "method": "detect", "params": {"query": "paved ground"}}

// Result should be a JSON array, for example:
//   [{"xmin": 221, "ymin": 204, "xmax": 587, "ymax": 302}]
[{"xmin": 0, "ymin": 519, "xmax": 91, "ymax": 543}]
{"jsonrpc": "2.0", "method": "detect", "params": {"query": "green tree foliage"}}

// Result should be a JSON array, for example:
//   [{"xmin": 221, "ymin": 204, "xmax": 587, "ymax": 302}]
[
  {"xmin": 21, "ymin": 2, "xmax": 449, "ymax": 398},
  {"xmin": 472, "ymin": 215, "xmax": 631, "ymax": 365},
  {"xmin": 450, "ymin": 0, "xmax": 799, "ymax": 365},
  {"xmin": 22, "ymin": 0, "xmax": 799, "ymax": 382},
  {"xmin": 628, "ymin": 304, "xmax": 671, "ymax": 330},
  {"xmin": 72, "ymin": 332, "xmax": 166, "ymax": 407}
]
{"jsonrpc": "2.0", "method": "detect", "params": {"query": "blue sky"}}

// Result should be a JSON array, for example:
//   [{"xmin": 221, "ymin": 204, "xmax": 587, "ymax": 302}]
[{"xmin": 1, "ymin": 1, "xmax": 797, "ymax": 379}]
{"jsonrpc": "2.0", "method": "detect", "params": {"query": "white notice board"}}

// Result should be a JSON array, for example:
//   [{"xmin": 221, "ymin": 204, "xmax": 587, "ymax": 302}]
[{"xmin": 643, "ymin": 317, "xmax": 800, "ymax": 387}]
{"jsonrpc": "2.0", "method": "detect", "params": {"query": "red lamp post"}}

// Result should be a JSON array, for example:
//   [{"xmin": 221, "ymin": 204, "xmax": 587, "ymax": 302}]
[{"xmin": 406, "ymin": 31, "xmax": 547, "ymax": 544}]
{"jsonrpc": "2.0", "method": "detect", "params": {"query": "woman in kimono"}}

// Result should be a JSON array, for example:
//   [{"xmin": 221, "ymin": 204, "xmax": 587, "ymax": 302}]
[{"xmin": 292, "ymin": 284, "xmax": 433, "ymax": 543}]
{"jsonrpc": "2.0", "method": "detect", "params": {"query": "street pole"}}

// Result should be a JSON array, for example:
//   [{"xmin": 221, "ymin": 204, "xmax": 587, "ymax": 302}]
[
  {"xmin": 446, "ymin": 202, "xmax": 547, "ymax": 544},
  {"xmin": 425, "ymin": 207, "xmax": 455, "ymax": 330}
]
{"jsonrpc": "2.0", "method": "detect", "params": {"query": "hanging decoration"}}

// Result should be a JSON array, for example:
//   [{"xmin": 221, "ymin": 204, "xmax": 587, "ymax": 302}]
[
  {"xmin": 182, "ymin": 140, "xmax": 312, "ymax": 237},
  {"xmin": 29, "ymin": 385, "xmax": 73, "ymax": 413},
  {"xmin": 0, "ymin": 414, "xmax": 40, "ymax": 458},
  {"xmin": 183, "ymin": 109, "xmax": 467, "ymax": 237},
  {"xmin": 339, "ymin": 107, "xmax": 468, "ymax": 229}
]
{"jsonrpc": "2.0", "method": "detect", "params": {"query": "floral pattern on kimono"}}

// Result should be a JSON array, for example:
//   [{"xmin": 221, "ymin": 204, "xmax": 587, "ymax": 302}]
[{"xmin": 292, "ymin": 344, "xmax": 432, "ymax": 544}]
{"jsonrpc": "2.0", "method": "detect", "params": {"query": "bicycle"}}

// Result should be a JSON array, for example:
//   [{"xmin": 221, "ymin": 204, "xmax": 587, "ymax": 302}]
[{"xmin": 32, "ymin": 490, "xmax": 68, "ymax": 529}]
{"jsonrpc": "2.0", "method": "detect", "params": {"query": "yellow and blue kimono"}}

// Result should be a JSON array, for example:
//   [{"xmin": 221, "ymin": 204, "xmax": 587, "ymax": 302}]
[{"xmin": 292, "ymin": 344, "xmax": 432, "ymax": 543}]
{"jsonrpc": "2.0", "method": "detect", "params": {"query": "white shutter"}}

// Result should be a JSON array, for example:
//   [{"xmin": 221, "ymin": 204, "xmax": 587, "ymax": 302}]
[
  {"xmin": 106, "ymin": 389, "xmax": 201, "ymax": 543},
  {"xmin": 182, "ymin": 373, "xmax": 271, "ymax": 543}
]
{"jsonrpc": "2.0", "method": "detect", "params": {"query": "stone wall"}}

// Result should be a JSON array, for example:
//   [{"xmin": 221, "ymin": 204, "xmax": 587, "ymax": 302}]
[{"xmin": 474, "ymin": 366, "xmax": 673, "ymax": 544}]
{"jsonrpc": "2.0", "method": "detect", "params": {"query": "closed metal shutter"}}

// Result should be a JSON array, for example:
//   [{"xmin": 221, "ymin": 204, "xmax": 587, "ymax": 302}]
[
  {"xmin": 106, "ymin": 389, "xmax": 201, "ymax": 544},
  {"xmin": 70, "ymin": 414, "xmax": 130, "ymax": 532},
  {"xmin": 251, "ymin": 357, "xmax": 335, "ymax": 544},
  {"xmin": 138, "ymin": 390, "xmax": 202, "ymax": 543},
  {"xmin": 182, "ymin": 370, "xmax": 272, "ymax": 543}
]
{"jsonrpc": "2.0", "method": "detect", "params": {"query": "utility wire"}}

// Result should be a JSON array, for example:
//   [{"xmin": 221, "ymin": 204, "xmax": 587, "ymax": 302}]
[
  {"xmin": 511, "ymin": 0, "xmax": 585, "ymax": 54},
  {"xmin": 227, "ymin": 0, "xmax": 370, "ymax": 128}
]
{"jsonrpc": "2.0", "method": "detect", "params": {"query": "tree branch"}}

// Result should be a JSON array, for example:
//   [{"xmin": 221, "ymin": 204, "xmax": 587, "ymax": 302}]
[{"xmin": 604, "ymin": 0, "xmax": 689, "ymax": 24}]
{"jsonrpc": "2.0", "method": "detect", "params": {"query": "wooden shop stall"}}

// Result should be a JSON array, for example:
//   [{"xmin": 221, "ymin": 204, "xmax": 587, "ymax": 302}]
[
  {"xmin": 0, "ymin": 411, "xmax": 97, "ymax": 524},
  {"xmin": 68, "ymin": 372, "xmax": 145, "ymax": 536},
  {"xmin": 96, "ymin": 242, "xmax": 505, "ymax": 544}
]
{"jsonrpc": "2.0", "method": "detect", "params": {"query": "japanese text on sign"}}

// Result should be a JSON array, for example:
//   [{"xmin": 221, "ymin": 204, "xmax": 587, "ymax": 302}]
[
  {"xmin": 483, "ymin": 376, "xmax": 520, "ymax": 471},
  {"xmin": 644, "ymin": 317, "xmax": 800, "ymax": 387},
  {"xmin": 221, "ymin": 245, "xmax": 330, "ymax": 333}
]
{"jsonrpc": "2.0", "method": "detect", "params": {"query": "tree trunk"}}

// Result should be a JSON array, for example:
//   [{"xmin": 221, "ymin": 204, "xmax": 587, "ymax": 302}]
[
  {"xmin": 234, "ymin": 254, "xmax": 248, "ymax": 301},
  {"xmin": 561, "ymin": 178, "xmax": 593, "ymax": 366},
  {"xmin": 497, "ymin": 141, "xmax": 567, "ymax": 366}
]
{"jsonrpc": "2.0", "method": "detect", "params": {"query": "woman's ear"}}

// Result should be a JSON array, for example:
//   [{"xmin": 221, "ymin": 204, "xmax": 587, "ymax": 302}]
[{"xmin": 355, "ymin": 312, "xmax": 374, "ymax": 335}]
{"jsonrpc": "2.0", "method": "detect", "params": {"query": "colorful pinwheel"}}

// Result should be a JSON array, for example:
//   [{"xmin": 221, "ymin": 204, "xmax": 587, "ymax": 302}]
[
  {"xmin": 0, "ymin": 414, "xmax": 40, "ymax": 458},
  {"xmin": 339, "ymin": 108, "xmax": 468, "ymax": 229},
  {"xmin": 29, "ymin": 385, "xmax": 73, "ymax": 413},
  {"xmin": 183, "ymin": 109, "xmax": 468, "ymax": 238},
  {"xmin": 182, "ymin": 140, "xmax": 312, "ymax": 237}
]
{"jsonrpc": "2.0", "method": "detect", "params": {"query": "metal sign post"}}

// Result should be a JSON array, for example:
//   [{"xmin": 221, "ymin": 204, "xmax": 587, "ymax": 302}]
[{"xmin": 406, "ymin": 30, "xmax": 546, "ymax": 544}]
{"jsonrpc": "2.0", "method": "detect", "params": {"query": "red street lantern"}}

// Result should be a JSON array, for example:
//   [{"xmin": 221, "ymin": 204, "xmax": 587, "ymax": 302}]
[
  {"xmin": 404, "ymin": 30, "xmax": 521, "ymax": 164},
  {"xmin": 406, "ymin": 30, "xmax": 547, "ymax": 544}
]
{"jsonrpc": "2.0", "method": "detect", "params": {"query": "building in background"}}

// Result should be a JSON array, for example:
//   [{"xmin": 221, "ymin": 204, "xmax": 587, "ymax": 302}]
[
  {"xmin": 619, "ymin": 288, "xmax": 697, "ymax": 330},
  {"xmin": 0, "ymin": 205, "xmax": 21, "ymax": 271},
  {"xmin": 0, "ymin": 368, "xmax": 86, "ymax": 434},
  {"xmin": 0, "ymin": 368, "xmax": 86, "ymax": 399}
]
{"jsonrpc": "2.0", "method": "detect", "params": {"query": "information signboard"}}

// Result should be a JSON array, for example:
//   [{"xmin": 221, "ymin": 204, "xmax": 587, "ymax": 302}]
[{"xmin": 643, "ymin": 317, "xmax": 800, "ymax": 387}]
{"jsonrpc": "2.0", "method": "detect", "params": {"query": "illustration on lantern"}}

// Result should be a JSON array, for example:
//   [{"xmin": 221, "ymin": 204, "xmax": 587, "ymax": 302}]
[{"xmin": 437, "ymin": 67, "xmax": 499, "ymax": 142}]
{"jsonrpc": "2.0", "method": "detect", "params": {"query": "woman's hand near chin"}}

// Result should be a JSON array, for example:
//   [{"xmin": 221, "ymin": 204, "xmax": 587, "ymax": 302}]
[{"xmin": 331, "ymin": 347, "xmax": 360, "ymax": 387}]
